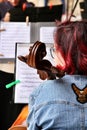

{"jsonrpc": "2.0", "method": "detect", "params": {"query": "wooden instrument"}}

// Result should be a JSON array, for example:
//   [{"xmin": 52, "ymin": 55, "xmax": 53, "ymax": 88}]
[{"xmin": 18, "ymin": 41, "xmax": 65, "ymax": 80}]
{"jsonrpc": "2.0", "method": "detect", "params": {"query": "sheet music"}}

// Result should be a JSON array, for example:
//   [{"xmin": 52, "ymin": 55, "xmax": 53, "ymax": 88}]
[
  {"xmin": 14, "ymin": 43, "xmax": 53, "ymax": 103},
  {"xmin": 40, "ymin": 27, "xmax": 55, "ymax": 43},
  {"xmin": 0, "ymin": 22, "xmax": 30, "ymax": 59}
]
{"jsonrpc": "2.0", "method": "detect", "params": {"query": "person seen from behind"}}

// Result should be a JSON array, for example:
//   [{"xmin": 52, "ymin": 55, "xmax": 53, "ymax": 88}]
[{"xmin": 26, "ymin": 20, "xmax": 87, "ymax": 129}]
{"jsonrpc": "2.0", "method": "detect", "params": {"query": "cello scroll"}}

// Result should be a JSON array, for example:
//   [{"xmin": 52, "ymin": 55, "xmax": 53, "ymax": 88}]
[{"xmin": 18, "ymin": 41, "xmax": 65, "ymax": 80}]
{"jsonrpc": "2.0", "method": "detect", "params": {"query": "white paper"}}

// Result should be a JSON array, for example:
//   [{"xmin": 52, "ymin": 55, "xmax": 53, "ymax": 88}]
[
  {"xmin": 40, "ymin": 27, "xmax": 55, "ymax": 43},
  {"xmin": 0, "ymin": 22, "xmax": 30, "ymax": 59},
  {"xmin": 14, "ymin": 43, "xmax": 54, "ymax": 103}
]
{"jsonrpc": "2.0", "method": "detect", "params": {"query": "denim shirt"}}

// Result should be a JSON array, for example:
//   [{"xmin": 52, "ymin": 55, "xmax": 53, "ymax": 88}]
[{"xmin": 27, "ymin": 75, "xmax": 87, "ymax": 130}]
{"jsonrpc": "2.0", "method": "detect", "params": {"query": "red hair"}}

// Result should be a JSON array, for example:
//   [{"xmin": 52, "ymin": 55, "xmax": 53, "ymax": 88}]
[{"xmin": 54, "ymin": 21, "xmax": 87, "ymax": 75}]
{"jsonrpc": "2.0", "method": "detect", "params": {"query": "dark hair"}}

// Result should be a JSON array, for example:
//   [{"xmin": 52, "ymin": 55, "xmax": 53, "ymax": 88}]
[{"xmin": 54, "ymin": 21, "xmax": 87, "ymax": 75}]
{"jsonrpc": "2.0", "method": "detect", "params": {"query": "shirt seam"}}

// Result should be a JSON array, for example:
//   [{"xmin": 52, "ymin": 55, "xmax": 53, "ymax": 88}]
[{"xmin": 34, "ymin": 100, "xmax": 87, "ymax": 112}]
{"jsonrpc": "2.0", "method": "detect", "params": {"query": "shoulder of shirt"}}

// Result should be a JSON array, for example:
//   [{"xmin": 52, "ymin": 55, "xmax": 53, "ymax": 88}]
[
  {"xmin": 29, "ymin": 79, "xmax": 56, "ymax": 97},
  {"xmin": 28, "ymin": 80, "xmax": 56, "ymax": 107}
]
